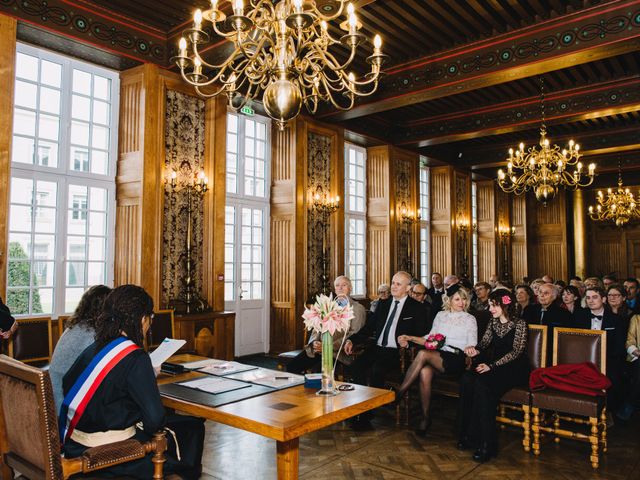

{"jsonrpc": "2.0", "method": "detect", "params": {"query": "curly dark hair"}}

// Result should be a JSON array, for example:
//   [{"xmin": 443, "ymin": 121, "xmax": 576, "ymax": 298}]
[
  {"xmin": 95, "ymin": 285, "xmax": 154, "ymax": 349},
  {"xmin": 488, "ymin": 290, "xmax": 517, "ymax": 321},
  {"xmin": 66, "ymin": 285, "xmax": 112, "ymax": 329}
]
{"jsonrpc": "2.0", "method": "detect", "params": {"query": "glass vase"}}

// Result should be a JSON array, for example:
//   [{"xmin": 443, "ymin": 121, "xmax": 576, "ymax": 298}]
[{"xmin": 317, "ymin": 331, "xmax": 337, "ymax": 396}]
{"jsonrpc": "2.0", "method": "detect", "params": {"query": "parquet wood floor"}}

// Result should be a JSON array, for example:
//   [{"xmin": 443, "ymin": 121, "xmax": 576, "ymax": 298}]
[{"xmin": 198, "ymin": 399, "xmax": 640, "ymax": 480}]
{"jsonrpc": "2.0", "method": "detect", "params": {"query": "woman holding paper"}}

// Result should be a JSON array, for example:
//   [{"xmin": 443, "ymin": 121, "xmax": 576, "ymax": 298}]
[{"xmin": 61, "ymin": 284, "xmax": 205, "ymax": 479}]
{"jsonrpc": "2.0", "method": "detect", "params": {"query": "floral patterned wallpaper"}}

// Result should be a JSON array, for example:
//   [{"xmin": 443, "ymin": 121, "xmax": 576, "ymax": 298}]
[{"xmin": 162, "ymin": 90, "xmax": 206, "ymax": 308}]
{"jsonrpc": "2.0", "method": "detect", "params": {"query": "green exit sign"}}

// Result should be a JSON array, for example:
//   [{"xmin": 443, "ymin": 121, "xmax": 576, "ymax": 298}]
[{"xmin": 240, "ymin": 105, "xmax": 254, "ymax": 116}]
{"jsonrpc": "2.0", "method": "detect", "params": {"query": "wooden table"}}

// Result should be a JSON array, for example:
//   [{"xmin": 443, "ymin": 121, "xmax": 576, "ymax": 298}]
[{"xmin": 158, "ymin": 355, "xmax": 394, "ymax": 480}]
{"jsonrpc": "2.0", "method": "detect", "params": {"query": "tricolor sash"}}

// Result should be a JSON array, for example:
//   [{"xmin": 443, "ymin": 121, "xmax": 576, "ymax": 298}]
[{"xmin": 58, "ymin": 336, "xmax": 140, "ymax": 443}]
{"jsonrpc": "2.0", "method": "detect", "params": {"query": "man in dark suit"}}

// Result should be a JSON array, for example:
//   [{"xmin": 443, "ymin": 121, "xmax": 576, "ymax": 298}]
[
  {"xmin": 575, "ymin": 287, "xmax": 626, "ymax": 414},
  {"xmin": 345, "ymin": 271, "xmax": 429, "ymax": 392},
  {"xmin": 409, "ymin": 283, "xmax": 433, "ymax": 333},
  {"xmin": 0, "ymin": 296, "xmax": 17, "ymax": 340},
  {"xmin": 522, "ymin": 283, "xmax": 572, "ymax": 357},
  {"xmin": 427, "ymin": 272, "xmax": 445, "ymax": 313},
  {"xmin": 623, "ymin": 277, "xmax": 640, "ymax": 313}
]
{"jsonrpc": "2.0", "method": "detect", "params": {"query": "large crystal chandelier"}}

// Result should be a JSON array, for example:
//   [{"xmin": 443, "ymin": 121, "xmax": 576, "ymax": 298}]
[
  {"xmin": 588, "ymin": 168, "xmax": 640, "ymax": 227},
  {"xmin": 173, "ymin": 0, "xmax": 386, "ymax": 130},
  {"xmin": 497, "ymin": 77, "xmax": 596, "ymax": 205}
]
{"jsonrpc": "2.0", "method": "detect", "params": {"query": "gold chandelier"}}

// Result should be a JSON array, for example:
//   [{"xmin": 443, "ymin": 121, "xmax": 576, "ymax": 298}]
[
  {"xmin": 588, "ymin": 169, "xmax": 640, "ymax": 227},
  {"xmin": 497, "ymin": 77, "xmax": 596, "ymax": 204},
  {"xmin": 173, "ymin": 0, "xmax": 386, "ymax": 130}
]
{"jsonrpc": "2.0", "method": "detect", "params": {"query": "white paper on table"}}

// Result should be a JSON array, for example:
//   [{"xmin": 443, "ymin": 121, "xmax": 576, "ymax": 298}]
[
  {"xmin": 148, "ymin": 338, "xmax": 186, "ymax": 367},
  {"xmin": 178, "ymin": 376, "xmax": 250, "ymax": 394},
  {"xmin": 225, "ymin": 368, "xmax": 305, "ymax": 389},
  {"xmin": 179, "ymin": 359, "xmax": 222, "ymax": 370},
  {"xmin": 197, "ymin": 361, "xmax": 257, "ymax": 376}
]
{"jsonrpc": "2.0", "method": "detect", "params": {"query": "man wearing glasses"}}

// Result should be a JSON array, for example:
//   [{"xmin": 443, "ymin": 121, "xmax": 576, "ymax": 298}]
[{"xmin": 410, "ymin": 283, "xmax": 434, "ymax": 333}]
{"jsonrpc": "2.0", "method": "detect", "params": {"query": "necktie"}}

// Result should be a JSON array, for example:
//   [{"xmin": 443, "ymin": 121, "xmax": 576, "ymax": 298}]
[
  {"xmin": 380, "ymin": 300, "xmax": 400, "ymax": 347},
  {"xmin": 540, "ymin": 308, "xmax": 546, "ymax": 324}
]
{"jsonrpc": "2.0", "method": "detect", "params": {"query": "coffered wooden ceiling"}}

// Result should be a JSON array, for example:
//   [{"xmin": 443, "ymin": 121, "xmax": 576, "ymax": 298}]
[{"xmin": 6, "ymin": 0, "xmax": 639, "ymax": 184}]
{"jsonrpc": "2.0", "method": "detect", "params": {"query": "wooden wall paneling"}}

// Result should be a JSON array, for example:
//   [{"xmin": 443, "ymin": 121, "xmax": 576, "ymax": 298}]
[
  {"xmin": 295, "ymin": 117, "xmax": 309, "ymax": 349},
  {"xmin": 0, "ymin": 15, "xmax": 17, "ymax": 297},
  {"xmin": 526, "ymin": 191, "xmax": 567, "ymax": 281},
  {"xmin": 366, "ymin": 146, "xmax": 391, "ymax": 298},
  {"xmin": 453, "ymin": 170, "xmax": 471, "ymax": 279},
  {"xmin": 476, "ymin": 180, "xmax": 497, "ymax": 283},
  {"xmin": 391, "ymin": 147, "xmax": 419, "ymax": 276},
  {"xmin": 429, "ymin": 166, "xmax": 454, "ymax": 276},
  {"xmin": 511, "ymin": 194, "xmax": 528, "ymax": 283},
  {"xmin": 270, "ymin": 121, "xmax": 298, "ymax": 352}
]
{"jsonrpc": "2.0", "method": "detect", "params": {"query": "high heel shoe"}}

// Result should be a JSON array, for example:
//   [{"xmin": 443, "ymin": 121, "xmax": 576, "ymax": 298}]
[
  {"xmin": 415, "ymin": 416, "xmax": 432, "ymax": 437},
  {"xmin": 390, "ymin": 386, "xmax": 404, "ymax": 405}
]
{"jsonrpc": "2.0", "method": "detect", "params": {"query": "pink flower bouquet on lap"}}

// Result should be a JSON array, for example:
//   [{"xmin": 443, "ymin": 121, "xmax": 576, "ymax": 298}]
[
  {"xmin": 302, "ymin": 294, "xmax": 354, "ymax": 396},
  {"xmin": 424, "ymin": 333, "xmax": 446, "ymax": 350}
]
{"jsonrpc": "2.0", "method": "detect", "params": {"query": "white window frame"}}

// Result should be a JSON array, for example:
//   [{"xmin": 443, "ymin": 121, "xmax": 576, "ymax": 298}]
[
  {"xmin": 419, "ymin": 160, "xmax": 430, "ymax": 286},
  {"xmin": 344, "ymin": 143, "xmax": 367, "ymax": 297},
  {"xmin": 8, "ymin": 43, "xmax": 118, "ymax": 317}
]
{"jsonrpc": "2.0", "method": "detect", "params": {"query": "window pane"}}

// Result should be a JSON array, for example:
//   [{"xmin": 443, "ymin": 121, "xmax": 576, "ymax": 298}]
[
  {"xmin": 9, "ymin": 205, "xmax": 32, "ymax": 232},
  {"xmin": 38, "ymin": 141, "xmax": 59, "ymax": 168},
  {"xmin": 65, "ymin": 288, "xmax": 85, "ymax": 313},
  {"xmin": 33, "ymin": 260, "xmax": 54, "ymax": 286},
  {"xmin": 34, "ymin": 207, "xmax": 56, "ymax": 233},
  {"xmin": 11, "ymin": 177, "xmax": 33, "ymax": 204},
  {"xmin": 73, "ymin": 70, "xmax": 92, "ymax": 95},
  {"xmin": 14, "ymin": 109, "xmax": 36, "ymax": 136},
  {"xmin": 40, "ymin": 87, "xmax": 61, "ymax": 115},
  {"xmin": 88, "ymin": 237, "xmax": 105, "ymax": 261},
  {"xmin": 66, "ymin": 262, "xmax": 85, "ymax": 286},
  {"xmin": 71, "ymin": 121, "xmax": 90, "ymax": 146},
  {"xmin": 35, "ymin": 181, "xmax": 57, "ymax": 207},
  {"xmin": 71, "ymin": 146, "xmax": 90, "ymax": 172},
  {"xmin": 91, "ymin": 150, "xmax": 108, "ymax": 175},
  {"xmin": 39, "ymin": 114, "xmax": 59, "ymax": 141},
  {"xmin": 16, "ymin": 53, "xmax": 38, "ymax": 82},
  {"xmin": 90, "ymin": 187, "xmax": 107, "ymax": 211},
  {"xmin": 88, "ymin": 262, "xmax": 105, "ymax": 284},
  {"xmin": 67, "ymin": 236, "xmax": 86, "ymax": 260},
  {"xmin": 6, "ymin": 289, "xmax": 30, "ymax": 314},
  {"xmin": 89, "ymin": 211, "xmax": 106, "ymax": 236},
  {"xmin": 92, "ymin": 100, "xmax": 109, "ymax": 125},
  {"xmin": 72, "ymin": 94, "xmax": 91, "ymax": 121},
  {"xmin": 33, "ymin": 234, "xmax": 55, "ymax": 259},
  {"xmin": 41, "ymin": 60, "xmax": 62, "ymax": 88},
  {"xmin": 92, "ymin": 125, "xmax": 109, "ymax": 150},
  {"xmin": 93, "ymin": 75, "xmax": 110, "ymax": 101},
  {"xmin": 36, "ymin": 288, "xmax": 54, "ymax": 314},
  {"xmin": 9, "ymin": 233, "xmax": 31, "ymax": 258},
  {"xmin": 15, "ymin": 80, "xmax": 37, "ymax": 109},
  {"xmin": 12, "ymin": 136, "xmax": 35, "ymax": 165},
  {"xmin": 7, "ymin": 262, "xmax": 30, "ymax": 287}
]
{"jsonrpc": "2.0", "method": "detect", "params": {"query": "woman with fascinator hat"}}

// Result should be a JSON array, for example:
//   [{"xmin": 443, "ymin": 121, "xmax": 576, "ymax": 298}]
[{"xmin": 456, "ymin": 290, "xmax": 529, "ymax": 462}]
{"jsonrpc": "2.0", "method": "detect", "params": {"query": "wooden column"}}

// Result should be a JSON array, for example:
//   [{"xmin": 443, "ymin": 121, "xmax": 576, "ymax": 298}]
[
  {"xmin": 526, "ymin": 192, "xmax": 568, "ymax": 281},
  {"xmin": 430, "ymin": 166, "xmax": 471, "ymax": 278},
  {"xmin": 572, "ymin": 189, "xmax": 587, "ymax": 280},
  {"xmin": 116, "ymin": 64, "xmax": 164, "ymax": 306},
  {"xmin": 476, "ymin": 180, "xmax": 497, "ymax": 283},
  {"xmin": 0, "ymin": 14, "xmax": 16, "ymax": 297},
  {"xmin": 511, "ymin": 195, "xmax": 528, "ymax": 284}
]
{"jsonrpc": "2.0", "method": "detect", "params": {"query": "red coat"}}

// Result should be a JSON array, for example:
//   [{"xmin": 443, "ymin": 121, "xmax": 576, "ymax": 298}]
[{"xmin": 529, "ymin": 362, "xmax": 611, "ymax": 396}]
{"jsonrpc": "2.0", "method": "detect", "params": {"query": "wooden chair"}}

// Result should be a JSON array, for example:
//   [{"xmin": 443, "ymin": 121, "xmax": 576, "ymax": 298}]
[
  {"xmin": 496, "ymin": 324, "xmax": 547, "ymax": 452},
  {"xmin": 0, "ymin": 354, "xmax": 167, "ymax": 480},
  {"xmin": 147, "ymin": 309, "xmax": 176, "ymax": 351},
  {"xmin": 7, "ymin": 317, "xmax": 53, "ymax": 366},
  {"xmin": 277, "ymin": 329, "xmax": 309, "ymax": 371},
  {"xmin": 530, "ymin": 327, "xmax": 607, "ymax": 469}
]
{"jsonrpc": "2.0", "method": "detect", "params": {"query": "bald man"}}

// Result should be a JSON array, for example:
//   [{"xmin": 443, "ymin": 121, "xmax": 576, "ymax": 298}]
[
  {"xmin": 345, "ymin": 271, "xmax": 429, "ymax": 426},
  {"xmin": 523, "ymin": 282, "xmax": 572, "ymax": 356}
]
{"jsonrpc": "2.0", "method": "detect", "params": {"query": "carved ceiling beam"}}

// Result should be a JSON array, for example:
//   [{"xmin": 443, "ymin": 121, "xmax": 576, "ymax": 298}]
[
  {"xmin": 320, "ymin": 0, "xmax": 640, "ymax": 122},
  {"xmin": 396, "ymin": 76, "xmax": 640, "ymax": 147}
]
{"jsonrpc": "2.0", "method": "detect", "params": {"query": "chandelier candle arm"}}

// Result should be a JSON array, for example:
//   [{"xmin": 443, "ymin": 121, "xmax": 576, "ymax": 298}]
[{"xmin": 175, "ymin": 0, "xmax": 385, "ymax": 129}]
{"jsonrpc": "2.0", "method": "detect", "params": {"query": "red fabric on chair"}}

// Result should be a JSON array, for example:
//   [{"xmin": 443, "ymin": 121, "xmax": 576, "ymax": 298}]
[{"xmin": 529, "ymin": 362, "xmax": 611, "ymax": 396}]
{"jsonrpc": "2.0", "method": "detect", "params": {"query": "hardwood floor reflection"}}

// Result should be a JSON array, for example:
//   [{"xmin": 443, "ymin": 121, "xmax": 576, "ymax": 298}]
[{"xmin": 197, "ymin": 398, "xmax": 640, "ymax": 479}]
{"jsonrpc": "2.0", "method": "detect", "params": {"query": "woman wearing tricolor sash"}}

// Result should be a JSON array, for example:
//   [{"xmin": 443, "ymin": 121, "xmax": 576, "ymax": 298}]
[{"xmin": 61, "ymin": 285, "xmax": 205, "ymax": 479}]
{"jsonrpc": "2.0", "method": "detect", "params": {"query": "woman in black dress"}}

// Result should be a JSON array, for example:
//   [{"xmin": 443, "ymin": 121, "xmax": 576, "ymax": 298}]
[
  {"xmin": 457, "ymin": 290, "xmax": 529, "ymax": 462},
  {"xmin": 62, "ymin": 285, "xmax": 205, "ymax": 479}
]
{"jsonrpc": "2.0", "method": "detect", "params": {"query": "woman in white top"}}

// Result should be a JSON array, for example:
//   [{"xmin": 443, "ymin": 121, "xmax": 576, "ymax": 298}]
[{"xmin": 397, "ymin": 286, "xmax": 477, "ymax": 435}]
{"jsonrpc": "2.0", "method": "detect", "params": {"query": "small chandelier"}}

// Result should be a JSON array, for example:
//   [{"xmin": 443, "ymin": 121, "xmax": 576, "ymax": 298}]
[
  {"xmin": 588, "ymin": 166, "xmax": 640, "ymax": 227},
  {"xmin": 497, "ymin": 77, "xmax": 596, "ymax": 205},
  {"xmin": 173, "ymin": 0, "xmax": 386, "ymax": 130}
]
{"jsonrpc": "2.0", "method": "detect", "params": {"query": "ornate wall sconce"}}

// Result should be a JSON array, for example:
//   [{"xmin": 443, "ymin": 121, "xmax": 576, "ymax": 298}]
[
  {"xmin": 398, "ymin": 201, "xmax": 420, "ymax": 274},
  {"xmin": 309, "ymin": 184, "xmax": 340, "ymax": 295},
  {"xmin": 456, "ymin": 216, "xmax": 471, "ymax": 278},
  {"xmin": 166, "ymin": 164, "xmax": 210, "ymax": 313},
  {"xmin": 498, "ymin": 225, "xmax": 515, "ymax": 281}
]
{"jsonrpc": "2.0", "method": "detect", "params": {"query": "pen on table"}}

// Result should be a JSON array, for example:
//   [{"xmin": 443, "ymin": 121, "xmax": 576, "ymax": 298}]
[{"xmin": 275, "ymin": 376, "xmax": 290, "ymax": 380}]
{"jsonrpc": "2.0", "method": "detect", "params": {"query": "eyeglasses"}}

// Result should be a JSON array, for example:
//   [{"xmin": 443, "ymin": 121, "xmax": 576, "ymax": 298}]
[
  {"xmin": 337, "ymin": 384, "xmax": 355, "ymax": 391},
  {"xmin": 607, "ymin": 293, "xmax": 622, "ymax": 298}
]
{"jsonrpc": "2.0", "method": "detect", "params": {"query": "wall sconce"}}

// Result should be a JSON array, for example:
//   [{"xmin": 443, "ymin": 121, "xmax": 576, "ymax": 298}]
[
  {"xmin": 397, "ymin": 201, "xmax": 420, "ymax": 274},
  {"xmin": 456, "ymin": 215, "xmax": 470, "ymax": 279},
  {"xmin": 399, "ymin": 201, "xmax": 420, "ymax": 225},
  {"xmin": 165, "ymin": 165, "xmax": 210, "ymax": 313},
  {"xmin": 308, "ymin": 184, "xmax": 340, "ymax": 295},
  {"xmin": 497, "ymin": 225, "xmax": 515, "ymax": 281}
]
